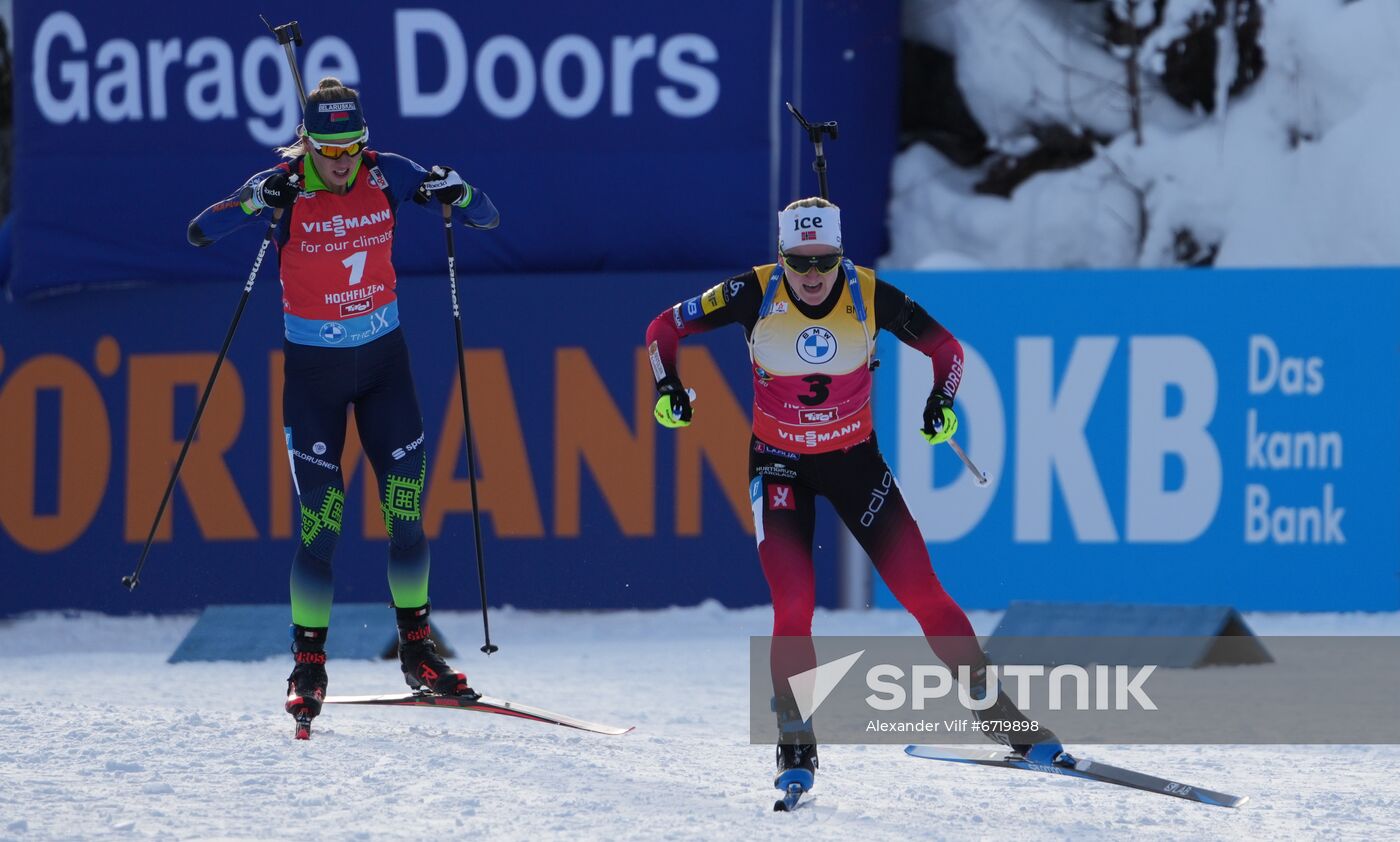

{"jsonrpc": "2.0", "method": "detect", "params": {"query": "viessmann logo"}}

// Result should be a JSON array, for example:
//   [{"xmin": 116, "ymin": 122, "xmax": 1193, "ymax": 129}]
[
  {"xmin": 777, "ymin": 420, "xmax": 862, "ymax": 448},
  {"xmin": 304, "ymin": 210, "xmax": 392, "ymax": 238}
]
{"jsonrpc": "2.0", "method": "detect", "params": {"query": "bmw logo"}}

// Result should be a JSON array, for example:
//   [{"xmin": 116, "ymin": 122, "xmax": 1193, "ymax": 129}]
[
  {"xmin": 320, "ymin": 322, "xmax": 346, "ymax": 344},
  {"xmin": 796, "ymin": 326, "xmax": 837, "ymax": 364}
]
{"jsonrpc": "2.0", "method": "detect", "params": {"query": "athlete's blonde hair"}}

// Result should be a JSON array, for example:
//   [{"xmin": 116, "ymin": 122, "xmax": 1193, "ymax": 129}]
[{"xmin": 784, "ymin": 197, "xmax": 838, "ymax": 212}]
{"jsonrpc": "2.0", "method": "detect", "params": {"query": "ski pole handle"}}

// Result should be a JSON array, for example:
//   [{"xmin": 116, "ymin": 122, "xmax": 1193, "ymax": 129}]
[
  {"xmin": 665, "ymin": 388, "xmax": 697, "ymax": 422},
  {"xmin": 261, "ymin": 17, "xmax": 308, "ymax": 108},
  {"xmin": 948, "ymin": 439, "xmax": 989, "ymax": 487}
]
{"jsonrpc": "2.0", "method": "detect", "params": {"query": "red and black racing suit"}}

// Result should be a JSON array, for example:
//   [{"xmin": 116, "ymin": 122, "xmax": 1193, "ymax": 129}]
[{"xmin": 646, "ymin": 264, "xmax": 991, "ymax": 731}]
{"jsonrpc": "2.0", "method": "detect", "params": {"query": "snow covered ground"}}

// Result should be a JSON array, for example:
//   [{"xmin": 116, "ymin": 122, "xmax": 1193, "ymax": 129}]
[
  {"xmin": 890, "ymin": 0, "xmax": 1400, "ymax": 270},
  {"xmin": 2, "ymin": 605, "xmax": 1398, "ymax": 840}
]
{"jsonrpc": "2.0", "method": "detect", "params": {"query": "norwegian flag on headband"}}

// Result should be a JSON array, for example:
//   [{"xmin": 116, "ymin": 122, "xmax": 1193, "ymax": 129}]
[{"xmin": 801, "ymin": 230, "xmax": 816, "ymax": 241}]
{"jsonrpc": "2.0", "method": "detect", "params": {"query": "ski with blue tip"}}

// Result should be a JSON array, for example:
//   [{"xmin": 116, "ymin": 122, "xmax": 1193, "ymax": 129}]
[
  {"xmin": 773, "ymin": 781, "xmax": 807, "ymax": 812},
  {"xmin": 905, "ymin": 745, "xmax": 1247, "ymax": 808},
  {"xmin": 773, "ymin": 762, "xmax": 816, "ymax": 812}
]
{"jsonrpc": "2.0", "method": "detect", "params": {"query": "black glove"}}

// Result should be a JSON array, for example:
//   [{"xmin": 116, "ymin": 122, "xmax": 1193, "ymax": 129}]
[
  {"xmin": 922, "ymin": 390, "xmax": 958, "ymax": 445},
  {"xmin": 251, "ymin": 172, "xmax": 298, "ymax": 210},
  {"xmin": 418, "ymin": 165, "xmax": 470, "ymax": 206},
  {"xmin": 654, "ymin": 376, "xmax": 693, "ymax": 427}
]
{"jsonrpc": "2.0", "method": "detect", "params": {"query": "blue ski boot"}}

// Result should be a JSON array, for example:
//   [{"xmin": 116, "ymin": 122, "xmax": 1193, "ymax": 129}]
[
  {"xmin": 775, "ymin": 743, "xmax": 818, "ymax": 790},
  {"xmin": 773, "ymin": 701, "xmax": 818, "ymax": 811}
]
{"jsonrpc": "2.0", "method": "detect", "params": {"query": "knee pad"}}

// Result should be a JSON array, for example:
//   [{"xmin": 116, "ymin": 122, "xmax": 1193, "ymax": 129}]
[
  {"xmin": 299, "ymin": 482, "xmax": 345, "ymax": 562},
  {"xmin": 381, "ymin": 449, "xmax": 426, "ymax": 550}
]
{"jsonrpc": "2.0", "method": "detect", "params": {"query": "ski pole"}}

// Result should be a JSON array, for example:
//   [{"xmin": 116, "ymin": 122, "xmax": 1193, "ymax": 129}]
[
  {"xmin": 125, "ymin": 18, "xmax": 308, "ymax": 592},
  {"xmin": 123, "ymin": 208, "xmax": 286, "ymax": 591},
  {"xmin": 440, "ymin": 203, "xmax": 499, "ymax": 655},
  {"xmin": 948, "ymin": 439, "xmax": 989, "ymax": 486}
]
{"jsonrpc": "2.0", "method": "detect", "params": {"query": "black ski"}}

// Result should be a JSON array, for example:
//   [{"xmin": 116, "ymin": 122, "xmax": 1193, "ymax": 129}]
[
  {"xmin": 905, "ymin": 745, "xmax": 1248, "ymax": 808},
  {"xmin": 321, "ymin": 691, "xmax": 634, "ymax": 736}
]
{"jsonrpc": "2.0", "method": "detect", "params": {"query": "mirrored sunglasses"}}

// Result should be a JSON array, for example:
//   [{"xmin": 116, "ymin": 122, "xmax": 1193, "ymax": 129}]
[{"xmin": 307, "ymin": 130, "xmax": 369, "ymax": 160}]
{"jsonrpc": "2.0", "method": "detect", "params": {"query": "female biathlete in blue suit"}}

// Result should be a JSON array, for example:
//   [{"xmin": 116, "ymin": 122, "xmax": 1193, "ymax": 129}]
[{"xmin": 189, "ymin": 77, "xmax": 499, "ymax": 732}]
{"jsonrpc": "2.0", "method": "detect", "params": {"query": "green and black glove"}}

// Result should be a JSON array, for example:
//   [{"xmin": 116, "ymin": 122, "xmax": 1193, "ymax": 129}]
[
  {"xmin": 653, "ymin": 376, "xmax": 695, "ymax": 429},
  {"xmin": 921, "ymin": 391, "xmax": 958, "ymax": 445}
]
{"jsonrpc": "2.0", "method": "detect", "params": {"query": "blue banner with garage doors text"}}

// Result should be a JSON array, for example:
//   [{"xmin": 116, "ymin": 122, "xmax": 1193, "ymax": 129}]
[{"xmin": 6, "ymin": 1, "xmax": 901, "ymax": 298}]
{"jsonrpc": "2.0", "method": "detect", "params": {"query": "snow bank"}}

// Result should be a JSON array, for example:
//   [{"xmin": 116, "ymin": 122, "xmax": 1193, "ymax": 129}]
[{"xmin": 891, "ymin": 0, "xmax": 1400, "ymax": 269}]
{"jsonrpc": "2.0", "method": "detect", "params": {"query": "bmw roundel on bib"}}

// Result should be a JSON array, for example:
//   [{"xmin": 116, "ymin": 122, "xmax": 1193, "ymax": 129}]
[{"xmin": 796, "ymin": 326, "xmax": 837, "ymax": 364}]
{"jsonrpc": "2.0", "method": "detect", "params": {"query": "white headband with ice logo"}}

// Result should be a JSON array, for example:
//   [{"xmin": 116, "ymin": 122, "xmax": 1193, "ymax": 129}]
[{"xmin": 778, "ymin": 205, "xmax": 842, "ymax": 252}]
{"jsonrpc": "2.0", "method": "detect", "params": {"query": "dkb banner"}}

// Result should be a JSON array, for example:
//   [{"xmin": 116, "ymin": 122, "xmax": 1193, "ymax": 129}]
[
  {"xmin": 7, "ymin": 1, "xmax": 900, "ymax": 297},
  {"xmin": 868, "ymin": 268, "xmax": 1400, "ymax": 612}
]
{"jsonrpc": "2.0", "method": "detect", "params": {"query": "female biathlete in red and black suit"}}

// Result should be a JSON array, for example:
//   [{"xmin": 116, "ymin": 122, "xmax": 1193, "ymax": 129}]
[
  {"xmin": 188, "ymin": 77, "xmax": 499, "ymax": 731},
  {"xmin": 644, "ymin": 197, "xmax": 1058, "ymax": 795}
]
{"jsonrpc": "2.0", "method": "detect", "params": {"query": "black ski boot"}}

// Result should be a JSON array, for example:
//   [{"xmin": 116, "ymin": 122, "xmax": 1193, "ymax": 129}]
[
  {"xmin": 970, "ymin": 666, "xmax": 1066, "ymax": 764},
  {"xmin": 980, "ymin": 711, "xmax": 1065, "ymax": 764},
  {"xmin": 772, "ymin": 699, "xmax": 818, "ymax": 810},
  {"xmin": 395, "ymin": 603, "xmax": 474, "ymax": 697},
  {"xmin": 775, "ymin": 742, "xmax": 819, "ymax": 790},
  {"xmin": 285, "ymin": 625, "xmax": 328, "ymax": 739}
]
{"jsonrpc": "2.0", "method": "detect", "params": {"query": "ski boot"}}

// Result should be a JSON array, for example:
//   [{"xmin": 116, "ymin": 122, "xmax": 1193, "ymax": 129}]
[
  {"xmin": 285, "ymin": 625, "xmax": 328, "ymax": 740},
  {"xmin": 970, "ymin": 666, "xmax": 1068, "ymax": 765},
  {"xmin": 982, "ymin": 715, "xmax": 1066, "ymax": 764},
  {"xmin": 773, "ymin": 700, "xmax": 818, "ymax": 811},
  {"xmin": 395, "ymin": 603, "xmax": 475, "ymax": 697},
  {"xmin": 774, "ymin": 742, "xmax": 819, "ymax": 811}
]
